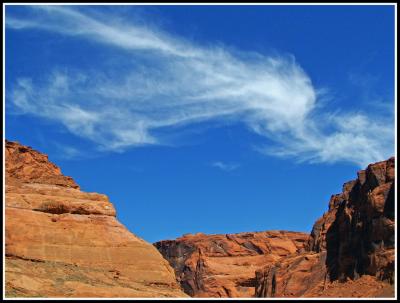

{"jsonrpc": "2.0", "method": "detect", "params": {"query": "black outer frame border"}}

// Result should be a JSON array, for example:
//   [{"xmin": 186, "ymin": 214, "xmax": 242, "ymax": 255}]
[{"xmin": 1, "ymin": 1, "xmax": 397, "ymax": 302}]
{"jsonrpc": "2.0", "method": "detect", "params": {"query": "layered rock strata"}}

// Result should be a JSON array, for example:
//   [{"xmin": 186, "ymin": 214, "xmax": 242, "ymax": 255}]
[
  {"xmin": 5, "ymin": 140, "xmax": 187, "ymax": 298},
  {"xmin": 154, "ymin": 231, "xmax": 308, "ymax": 297},
  {"xmin": 5, "ymin": 140, "xmax": 394, "ymax": 298}
]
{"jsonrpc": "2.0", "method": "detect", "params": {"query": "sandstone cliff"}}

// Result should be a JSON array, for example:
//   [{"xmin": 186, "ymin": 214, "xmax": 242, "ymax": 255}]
[
  {"xmin": 5, "ymin": 140, "xmax": 187, "ymax": 298},
  {"xmin": 4, "ymin": 140, "xmax": 395, "ymax": 298},
  {"xmin": 154, "ymin": 231, "xmax": 308, "ymax": 297},
  {"xmin": 254, "ymin": 157, "xmax": 395, "ymax": 298}
]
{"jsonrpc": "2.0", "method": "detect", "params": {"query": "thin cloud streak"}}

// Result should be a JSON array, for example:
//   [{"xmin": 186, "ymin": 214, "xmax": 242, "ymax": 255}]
[
  {"xmin": 6, "ymin": 6, "xmax": 394, "ymax": 167},
  {"xmin": 211, "ymin": 162, "xmax": 240, "ymax": 172}
]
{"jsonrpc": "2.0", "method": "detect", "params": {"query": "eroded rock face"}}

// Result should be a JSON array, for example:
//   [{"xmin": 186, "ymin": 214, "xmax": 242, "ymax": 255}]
[
  {"xmin": 154, "ymin": 231, "xmax": 308, "ymax": 297},
  {"xmin": 255, "ymin": 251, "xmax": 328, "ymax": 297},
  {"xmin": 255, "ymin": 157, "xmax": 395, "ymax": 298},
  {"xmin": 5, "ymin": 140, "xmax": 187, "ymax": 298},
  {"xmin": 6, "ymin": 140, "xmax": 79, "ymax": 189},
  {"xmin": 307, "ymin": 157, "xmax": 395, "ymax": 283}
]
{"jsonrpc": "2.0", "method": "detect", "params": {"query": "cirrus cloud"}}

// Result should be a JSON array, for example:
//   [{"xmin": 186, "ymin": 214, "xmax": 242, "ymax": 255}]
[{"xmin": 6, "ymin": 5, "xmax": 394, "ymax": 167}]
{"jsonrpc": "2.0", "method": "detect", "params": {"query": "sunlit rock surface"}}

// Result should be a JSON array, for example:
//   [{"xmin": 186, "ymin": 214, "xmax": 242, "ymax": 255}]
[
  {"xmin": 5, "ymin": 140, "xmax": 187, "ymax": 298},
  {"xmin": 155, "ymin": 230, "xmax": 308, "ymax": 297}
]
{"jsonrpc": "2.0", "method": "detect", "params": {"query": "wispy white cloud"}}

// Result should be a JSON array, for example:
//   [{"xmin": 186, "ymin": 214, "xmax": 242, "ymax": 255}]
[
  {"xmin": 6, "ymin": 6, "xmax": 394, "ymax": 167},
  {"xmin": 53, "ymin": 143, "xmax": 84, "ymax": 160},
  {"xmin": 211, "ymin": 162, "xmax": 240, "ymax": 172}
]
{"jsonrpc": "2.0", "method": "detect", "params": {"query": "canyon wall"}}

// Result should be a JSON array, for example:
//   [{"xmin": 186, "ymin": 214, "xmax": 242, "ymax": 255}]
[
  {"xmin": 5, "ymin": 140, "xmax": 187, "ymax": 298},
  {"xmin": 155, "ymin": 157, "xmax": 395, "ymax": 298},
  {"xmin": 254, "ymin": 157, "xmax": 395, "ymax": 298},
  {"xmin": 4, "ymin": 139, "xmax": 395, "ymax": 298},
  {"xmin": 154, "ymin": 231, "xmax": 308, "ymax": 297}
]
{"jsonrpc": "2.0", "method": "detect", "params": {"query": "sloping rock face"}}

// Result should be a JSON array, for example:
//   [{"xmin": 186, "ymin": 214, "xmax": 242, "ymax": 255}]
[
  {"xmin": 6, "ymin": 140, "xmax": 79, "ymax": 189},
  {"xmin": 255, "ymin": 251, "xmax": 328, "ymax": 297},
  {"xmin": 5, "ymin": 140, "xmax": 187, "ymax": 298},
  {"xmin": 154, "ymin": 231, "xmax": 308, "ymax": 297},
  {"xmin": 255, "ymin": 157, "xmax": 395, "ymax": 298}
]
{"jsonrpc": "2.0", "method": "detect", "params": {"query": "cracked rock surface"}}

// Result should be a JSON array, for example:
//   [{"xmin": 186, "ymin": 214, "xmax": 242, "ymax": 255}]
[{"xmin": 154, "ymin": 231, "xmax": 308, "ymax": 297}]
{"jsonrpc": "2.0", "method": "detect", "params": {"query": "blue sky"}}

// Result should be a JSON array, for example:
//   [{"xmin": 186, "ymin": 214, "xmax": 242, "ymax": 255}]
[{"xmin": 5, "ymin": 5, "xmax": 395, "ymax": 243}]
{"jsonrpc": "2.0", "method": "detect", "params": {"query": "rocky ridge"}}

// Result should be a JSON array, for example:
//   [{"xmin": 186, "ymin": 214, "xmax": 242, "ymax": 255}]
[
  {"xmin": 254, "ymin": 157, "xmax": 395, "ymax": 298},
  {"xmin": 155, "ymin": 157, "xmax": 395, "ymax": 298},
  {"xmin": 154, "ymin": 230, "xmax": 308, "ymax": 297},
  {"xmin": 4, "ymin": 140, "xmax": 395, "ymax": 298},
  {"xmin": 5, "ymin": 140, "xmax": 187, "ymax": 298}
]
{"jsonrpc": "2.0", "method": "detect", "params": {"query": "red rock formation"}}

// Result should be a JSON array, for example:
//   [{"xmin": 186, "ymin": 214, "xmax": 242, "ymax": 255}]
[
  {"xmin": 5, "ymin": 139, "xmax": 394, "ymax": 298},
  {"xmin": 154, "ymin": 231, "xmax": 308, "ymax": 297},
  {"xmin": 255, "ymin": 251, "xmax": 328, "ymax": 297},
  {"xmin": 5, "ymin": 140, "xmax": 187, "ymax": 298},
  {"xmin": 255, "ymin": 157, "xmax": 395, "ymax": 298},
  {"xmin": 6, "ymin": 140, "xmax": 79, "ymax": 189},
  {"xmin": 307, "ymin": 157, "xmax": 395, "ymax": 283}
]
